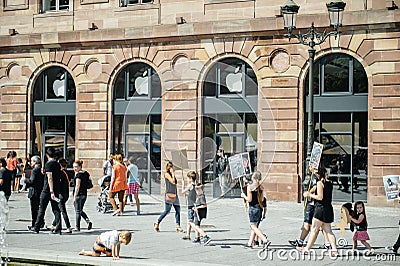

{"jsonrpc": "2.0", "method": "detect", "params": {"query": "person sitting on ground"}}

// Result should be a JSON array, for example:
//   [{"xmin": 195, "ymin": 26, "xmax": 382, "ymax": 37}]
[{"xmin": 79, "ymin": 230, "xmax": 132, "ymax": 260}]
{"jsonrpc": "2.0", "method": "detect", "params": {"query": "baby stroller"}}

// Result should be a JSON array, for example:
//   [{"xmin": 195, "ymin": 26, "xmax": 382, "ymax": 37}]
[{"xmin": 96, "ymin": 176, "xmax": 113, "ymax": 214}]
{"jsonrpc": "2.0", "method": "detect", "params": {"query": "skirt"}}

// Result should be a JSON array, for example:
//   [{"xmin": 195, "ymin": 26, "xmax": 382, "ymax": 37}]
[
  {"xmin": 125, "ymin": 182, "xmax": 140, "ymax": 195},
  {"xmin": 353, "ymin": 231, "xmax": 370, "ymax": 241}
]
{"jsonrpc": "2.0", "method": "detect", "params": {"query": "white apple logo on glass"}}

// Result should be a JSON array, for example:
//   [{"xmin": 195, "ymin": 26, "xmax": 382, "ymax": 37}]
[
  {"xmin": 135, "ymin": 70, "xmax": 149, "ymax": 96},
  {"xmin": 225, "ymin": 66, "xmax": 242, "ymax": 93},
  {"xmin": 53, "ymin": 73, "xmax": 65, "ymax": 97}
]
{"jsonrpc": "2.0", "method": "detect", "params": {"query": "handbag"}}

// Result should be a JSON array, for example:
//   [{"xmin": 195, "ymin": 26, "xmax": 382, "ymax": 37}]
[
  {"xmin": 165, "ymin": 193, "xmax": 176, "ymax": 203},
  {"xmin": 87, "ymin": 177, "xmax": 93, "ymax": 189},
  {"xmin": 27, "ymin": 187, "xmax": 35, "ymax": 199}
]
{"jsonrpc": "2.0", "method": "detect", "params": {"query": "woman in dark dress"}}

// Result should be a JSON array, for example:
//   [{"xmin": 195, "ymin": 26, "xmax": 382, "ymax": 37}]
[
  {"xmin": 302, "ymin": 167, "xmax": 338, "ymax": 256},
  {"xmin": 24, "ymin": 156, "xmax": 44, "ymax": 230},
  {"xmin": 0, "ymin": 158, "xmax": 12, "ymax": 201}
]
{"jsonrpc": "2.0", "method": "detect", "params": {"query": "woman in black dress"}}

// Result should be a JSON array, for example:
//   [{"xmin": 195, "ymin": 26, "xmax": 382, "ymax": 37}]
[{"xmin": 302, "ymin": 167, "xmax": 338, "ymax": 255}]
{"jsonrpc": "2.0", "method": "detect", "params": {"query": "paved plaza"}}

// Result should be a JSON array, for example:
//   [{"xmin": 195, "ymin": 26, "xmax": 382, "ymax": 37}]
[{"xmin": 2, "ymin": 191, "xmax": 399, "ymax": 265}]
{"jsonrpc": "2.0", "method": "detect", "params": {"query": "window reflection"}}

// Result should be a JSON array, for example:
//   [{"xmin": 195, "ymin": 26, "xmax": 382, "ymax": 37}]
[
  {"xmin": 203, "ymin": 58, "xmax": 258, "ymax": 97},
  {"xmin": 114, "ymin": 63, "xmax": 161, "ymax": 99}
]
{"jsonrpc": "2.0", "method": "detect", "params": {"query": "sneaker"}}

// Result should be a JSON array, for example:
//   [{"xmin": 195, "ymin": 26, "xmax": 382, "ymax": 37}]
[
  {"xmin": 63, "ymin": 228, "xmax": 73, "ymax": 234},
  {"xmin": 262, "ymin": 240, "xmax": 271, "ymax": 251},
  {"xmin": 289, "ymin": 239, "xmax": 303, "ymax": 247},
  {"xmin": 130, "ymin": 202, "xmax": 134, "ymax": 206},
  {"xmin": 136, "ymin": 211, "xmax": 141, "ymax": 215},
  {"xmin": 319, "ymin": 243, "xmax": 331, "ymax": 249},
  {"xmin": 176, "ymin": 226, "xmax": 184, "ymax": 233},
  {"xmin": 153, "ymin": 222, "xmax": 160, "ymax": 232},
  {"xmin": 253, "ymin": 240, "xmax": 259, "ymax": 247},
  {"xmin": 243, "ymin": 244, "xmax": 253, "ymax": 249},
  {"xmin": 203, "ymin": 236, "xmax": 211, "ymax": 246},
  {"xmin": 87, "ymin": 222, "xmax": 92, "ymax": 230},
  {"xmin": 112, "ymin": 210, "xmax": 119, "ymax": 216},
  {"xmin": 192, "ymin": 238, "xmax": 201, "ymax": 244},
  {"xmin": 182, "ymin": 235, "xmax": 191, "ymax": 240}
]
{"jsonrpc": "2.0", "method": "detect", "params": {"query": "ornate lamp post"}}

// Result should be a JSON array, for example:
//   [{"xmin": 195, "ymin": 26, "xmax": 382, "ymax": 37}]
[{"xmin": 280, "ymin": 0, "xmax": 346, "ymax": 166}]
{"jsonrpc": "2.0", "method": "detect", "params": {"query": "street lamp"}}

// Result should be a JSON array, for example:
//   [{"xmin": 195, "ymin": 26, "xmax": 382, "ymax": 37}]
[{"xmin": 280, "ymin": 0, "xmax": 346, "ymax": 166}]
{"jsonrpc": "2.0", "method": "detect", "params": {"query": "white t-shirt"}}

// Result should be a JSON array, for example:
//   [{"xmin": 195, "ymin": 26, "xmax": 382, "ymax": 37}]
[
  {"xmin": 99, "ymin": 230, "xmax": 120, "ymax": 249},
  {"xmin": 103, "ymin": 161, "xmax": 112, "ymax": 176}
]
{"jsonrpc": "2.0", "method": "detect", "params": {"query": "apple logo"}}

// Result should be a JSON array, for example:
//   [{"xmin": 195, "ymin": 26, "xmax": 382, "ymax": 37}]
[
  {"xmin": 225, "ymin": 66, "xmax": 242, "ymax": 93},
  {"xmin": 52, "ymin": 73, "xmax": 65, "ymax": 97},
  {"xmin": 135, "ymin": 70, "xmax": 149, "ymax": 95}
]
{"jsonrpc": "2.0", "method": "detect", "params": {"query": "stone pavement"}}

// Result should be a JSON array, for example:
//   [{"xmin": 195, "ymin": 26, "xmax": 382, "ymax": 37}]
[{"xmin": 2, "ymin": 191, "xmax": 399, "ymax": 266}]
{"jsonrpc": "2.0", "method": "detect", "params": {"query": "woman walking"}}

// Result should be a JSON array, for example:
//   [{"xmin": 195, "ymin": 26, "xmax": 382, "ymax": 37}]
[
  {"xmin": 24, "ymin": 156, "xmax": 44, "ymax": 230},
  {"xmin": 241, "ymin": 171, "xmax": 271, "ymax": 250},
  {"xmin": 154, "ymin": 161, "xmax": 184, "ymax": 233},
  {"xmin": 73, "ymin": 160, "xmax": 92, "ymax": 231},
  {"xmin": 301, "ymin": 167, "xmax": 338, "ymax": 256},
  {"xmin": 109, "ymin": 154, "xmax": 128, "ymax": 216}
]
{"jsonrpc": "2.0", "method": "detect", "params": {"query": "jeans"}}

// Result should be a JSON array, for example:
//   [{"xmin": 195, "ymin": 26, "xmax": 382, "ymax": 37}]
[
  {"xmin": 157, "ymin": 198, "xmax": 181, "ymax": 225},
  {"xmin": 52, "ymin": 193, "xmax": 71, "ymax": 229},
  {"xmin": 34, "ymin": 191, "xmax": 61, "ymax": 232},
  {"xmin": 74, "ymin": 194, "xmax": 90, "ymax": 230}
]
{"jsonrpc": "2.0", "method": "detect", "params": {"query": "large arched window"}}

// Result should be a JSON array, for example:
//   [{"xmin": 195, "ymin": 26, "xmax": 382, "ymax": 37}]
[
  {"xmin": 113, "ymin": 62, "xmax": 162, "ymax": 194},
  {"xmin": 32, "ymin": 66, "xmax": 76, "ymax": 166},
  {"xmin": 305, "ymin": 53, "xmax": 368, "ymax": 202},
  {"xmin": 202, "ymin": 57, "xmax": 258, "ymax": 198}
]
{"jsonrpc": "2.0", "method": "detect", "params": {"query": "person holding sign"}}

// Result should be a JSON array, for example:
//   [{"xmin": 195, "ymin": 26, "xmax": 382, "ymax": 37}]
[
  {"xmin": 241, "ymin": 171, "xmax": 270, "ymax": 250},
  {"xmin": 300, "ymin": 168, "xmax": 338, "ymax": 256}
]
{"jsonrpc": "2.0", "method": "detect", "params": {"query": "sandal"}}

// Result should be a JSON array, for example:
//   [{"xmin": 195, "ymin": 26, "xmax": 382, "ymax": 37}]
[{"xmin": 153, "ymin": 222, "xmax": 160, "ymax": 232}]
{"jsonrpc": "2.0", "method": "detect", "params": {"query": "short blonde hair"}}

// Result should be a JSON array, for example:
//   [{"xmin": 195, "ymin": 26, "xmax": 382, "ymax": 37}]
[{"xmin": 119, "ymin": 231, "xmax": 132, "ymax": 244}]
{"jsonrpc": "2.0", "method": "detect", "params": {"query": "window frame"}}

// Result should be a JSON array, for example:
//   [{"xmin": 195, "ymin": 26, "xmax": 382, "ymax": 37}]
[
  {"xmin": 41, "ymin": 0, "xmax": 71, "ymax": 13},
  {"xmin": 120, "ymin": 0, "xmax": 154, "ymax": 7}
]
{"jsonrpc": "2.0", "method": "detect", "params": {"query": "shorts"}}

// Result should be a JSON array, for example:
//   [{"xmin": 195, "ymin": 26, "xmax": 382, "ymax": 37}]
[
  {"xmin": 194, "ymin": 213, "xmax": 202, "ymax": 226},
  {"xmin": 93, "ymin": 236, "xmax": 112, "ymax": 256},
  {"xmin": 187, "ymin": 207, "xmax": 195, "ymax": 222},
  {"xmin": 248, "ymin": 205, "xmax": 262, "ymax": 224},
  {"xmin": 304, "ymin": 204, "xmax": 315, "ymax": 224},
  {"xmin": 125, "ymin": 183, "xmax": 140, "ymax": 195}
]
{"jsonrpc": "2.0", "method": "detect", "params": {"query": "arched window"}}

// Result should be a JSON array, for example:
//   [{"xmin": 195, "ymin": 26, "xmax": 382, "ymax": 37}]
[
  {"xmin": 305, "ymin": 53, "xmax": 368, "ymax": 202},
  {"xmin": 114, "ymin": 62, "xmax": 161, "ymax": 100},
  {"xmin": 113, "ymin": 62, "xmax": 162, "ymax": 195},
  {"xmin": 202, "ymin": 57, "xmax": 258, "ymax": 198},
  {"xmin": 32, "ymin": 66, "xmax": 76, "ymax": 166},
  {"xmin": 204, "ymin": 58, "xmax": 257, "ymax": 97}
]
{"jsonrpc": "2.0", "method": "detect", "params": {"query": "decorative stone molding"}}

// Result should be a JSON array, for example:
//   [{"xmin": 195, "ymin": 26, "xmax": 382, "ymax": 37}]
[
  {"xmin": 4, "ymin": 0, "xmax": 29, "ymax": 11},
  {"xmin": 270, "ymin": 49, "xmax": 290, "ymax": 73}
]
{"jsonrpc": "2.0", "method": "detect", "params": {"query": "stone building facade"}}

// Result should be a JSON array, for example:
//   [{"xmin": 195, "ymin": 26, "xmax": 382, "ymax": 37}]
[{"xmin": 0, "ymin": 0, "xmax": 399, "ymax": 206}]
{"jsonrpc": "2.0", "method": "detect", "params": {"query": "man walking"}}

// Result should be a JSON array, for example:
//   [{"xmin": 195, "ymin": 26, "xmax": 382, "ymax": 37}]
[{"xmin": 31, "ymin": 148, "xmax": 62, "ymax": 234}]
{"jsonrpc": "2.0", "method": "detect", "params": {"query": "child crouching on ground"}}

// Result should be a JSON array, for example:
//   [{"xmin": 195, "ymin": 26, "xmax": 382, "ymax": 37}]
[
  {"xmin": 79, "ymin": 230, "xmax": 132, "ymax": 260},
  {"xmin": 190, "ymin": 183, "xmax": 211, "ymax": 245}
]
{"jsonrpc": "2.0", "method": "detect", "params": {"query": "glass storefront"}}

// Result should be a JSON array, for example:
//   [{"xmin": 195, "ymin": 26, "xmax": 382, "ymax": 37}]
[
  {"xmin": 113, "ymin": 62, "xmax": 162, "ymax": 195},
  {"xmin": 32, "ymin": 66, "xmax": 76, "ymax": 167},
  {"xmin": 202, "ymin": 58, "xmax": 258, "ymax": 198},
  {"xmin": 305, "ymin": 53, "xmax": 368, "ymax": 202}
]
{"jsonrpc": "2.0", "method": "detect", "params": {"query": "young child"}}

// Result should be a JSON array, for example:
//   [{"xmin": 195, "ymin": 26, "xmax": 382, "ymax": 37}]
[
  {"xmin": 350, "ymin": 201, "xmax": 374, "ymax": 254},
  {"xmin": 181, "ymin": 171, "xmax": 197, "ymax": 240},
  {"xmin": 189, "ymin": 183, "xmax": 211, "ymax": 245},
  {"xmin": 79, "ymin": 230, "xmax": 132, "ymax": 260}
]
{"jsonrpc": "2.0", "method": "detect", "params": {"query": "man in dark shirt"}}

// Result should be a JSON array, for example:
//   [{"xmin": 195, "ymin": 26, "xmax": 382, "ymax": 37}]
[{"xmin": 31, "ymin": 148, "xmax": 62, "ymax": 234}]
